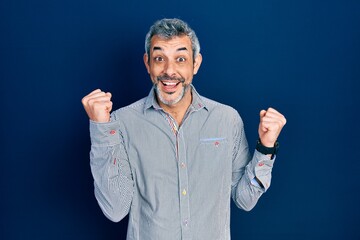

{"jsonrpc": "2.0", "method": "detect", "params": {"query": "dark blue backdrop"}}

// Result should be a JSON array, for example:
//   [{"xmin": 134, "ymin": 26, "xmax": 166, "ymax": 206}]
[{"xmin": 1, "ymin": 0, "xmax": 359, "ymax": 239}]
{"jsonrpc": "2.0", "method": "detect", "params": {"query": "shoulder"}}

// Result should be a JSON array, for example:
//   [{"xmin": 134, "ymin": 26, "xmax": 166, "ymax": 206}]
[
  {"xmin": 197, "ymin": 95, "xmax": 244, "ymax": 128},
  {"xmin": 110, "ymin": 97, "xmax": 147, "ymax": 121},
  {"xmin": 201, "ymin": 95, "xmax": 241, "ymax": 119},
  {"xmin": 198, "ymin": 95, "xmax": 245, "ymax": 139}
]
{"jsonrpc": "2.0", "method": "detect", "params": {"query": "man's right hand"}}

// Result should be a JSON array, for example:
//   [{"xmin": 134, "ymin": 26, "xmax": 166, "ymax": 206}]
[{"xmin": 81, "ymin": 89, "xmax": 113, "ymax": 123}]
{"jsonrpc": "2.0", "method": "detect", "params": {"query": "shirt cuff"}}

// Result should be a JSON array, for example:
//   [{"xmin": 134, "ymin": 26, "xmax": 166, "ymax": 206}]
[
  {"xmin": 248, "ymin": 150, "xmax": 276, "ymax": 191},
  {"xmin": 89, "ymin": 120, "xmax": 121, "ymax": 147},
  {"xmin": 251, "ymin": 178, "xmax": 262, "ymax": 188}
]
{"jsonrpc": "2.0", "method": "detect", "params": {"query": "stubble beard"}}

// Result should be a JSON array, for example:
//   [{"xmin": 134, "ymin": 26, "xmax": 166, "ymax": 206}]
[{"xmin": 155, "ymin": 82, "xmax": 190, "ymax": 106}]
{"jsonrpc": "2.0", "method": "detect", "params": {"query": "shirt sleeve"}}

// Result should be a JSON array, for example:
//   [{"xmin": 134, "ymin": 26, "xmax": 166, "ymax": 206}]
[
  {"xmin": 89, "ymin": 117, "xmax": 134, "ymax": 222},
  {"xmin": 231, "ymin": 112, "xmax": 275, "ymax": 211}
]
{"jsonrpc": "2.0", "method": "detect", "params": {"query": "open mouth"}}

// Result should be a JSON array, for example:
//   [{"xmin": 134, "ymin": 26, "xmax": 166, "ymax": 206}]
[
  {"xmin": 159, "ymin": 80, "xmax": 181, "ymax": 94},
  {"xmin": 161, "ymin": 81, "xmax": 181, "ymax": 87}
]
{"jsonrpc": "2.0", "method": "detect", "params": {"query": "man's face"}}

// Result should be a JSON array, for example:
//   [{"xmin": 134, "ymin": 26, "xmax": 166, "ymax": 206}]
[{"xmin": 144, "ymin": 35, "xmax": 202, "ymax": 106}]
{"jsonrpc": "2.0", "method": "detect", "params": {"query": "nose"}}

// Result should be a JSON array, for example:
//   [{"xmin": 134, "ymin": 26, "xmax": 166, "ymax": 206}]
[{"xmin": 163, "ymin": 60, "xmax": 176, "ymax": 77}]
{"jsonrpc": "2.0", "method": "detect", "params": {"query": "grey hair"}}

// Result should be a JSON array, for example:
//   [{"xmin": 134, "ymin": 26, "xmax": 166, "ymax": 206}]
[{"xmin": 145, "ymin": 18, "xmax": 200, "ymax": 60}]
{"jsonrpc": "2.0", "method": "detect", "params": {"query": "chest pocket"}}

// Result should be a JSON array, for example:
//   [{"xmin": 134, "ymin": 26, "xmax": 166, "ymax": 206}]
[
  {"xmin": 200, "ymin": 137, "xmax": 226, "ymax": 146},
  {"xmin": 198, "ymin": 137, "xmax": 228, "ymax": 161},
  {"xmin": 193, "ymin": 137, "xmax": 230, "ymax": 181}
]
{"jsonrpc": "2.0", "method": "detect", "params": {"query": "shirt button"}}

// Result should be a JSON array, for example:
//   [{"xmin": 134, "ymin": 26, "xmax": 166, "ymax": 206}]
[
  {"xmin": 180, "ymin": 162, "xmax": 186, "ymax": 168},
  {"xmin": 258, "ymin": 162, "xmax": 264, "ymax": 167},
  {"xmin": 183, "ymin": 219, "xmax": 188, "ymax": 226},
  {"xmin": 110, "ymin": 130, "xmax": 116, "ymax": 135},
  {"xmin": 182, "ymin": 189, "xmax": 187, "ymax": 196}
]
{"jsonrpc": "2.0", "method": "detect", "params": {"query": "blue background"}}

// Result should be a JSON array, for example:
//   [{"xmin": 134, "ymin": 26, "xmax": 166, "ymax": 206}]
[{"xmin": 1, "ymin": 0, "xmax": 359, "ymax": 239}]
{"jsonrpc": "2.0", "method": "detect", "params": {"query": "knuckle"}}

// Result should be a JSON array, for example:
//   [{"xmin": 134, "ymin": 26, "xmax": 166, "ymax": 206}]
[
  {"xmin": 88, "ymin": 98, "xmax": 95, "ymax": 105},
  {"xmin": 81, "ymin": 96, "xmax": 88, "ymax": 105}
]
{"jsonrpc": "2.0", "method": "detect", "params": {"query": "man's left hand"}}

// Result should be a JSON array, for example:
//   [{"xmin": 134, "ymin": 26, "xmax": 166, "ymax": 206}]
[{"xmin": 258, "ymin": 108, "xmax": 287, "ymax": 147}]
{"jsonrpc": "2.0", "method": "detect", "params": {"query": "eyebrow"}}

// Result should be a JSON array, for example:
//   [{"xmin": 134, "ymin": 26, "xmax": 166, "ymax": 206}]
[
  {"xmin": 152, "ymin": 46, "xmax": 188, "ymax": 52},
  {"xmin": 177, "ymin": 47, "xmax": 188, "ymax": 51}
]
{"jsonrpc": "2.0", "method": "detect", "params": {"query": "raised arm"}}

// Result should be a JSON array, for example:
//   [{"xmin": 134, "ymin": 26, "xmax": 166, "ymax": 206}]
[
  {"xmin": 231, "ymin": 108, "xmax": 286, "ymax": 211},
  {"xmin": 82, "ymin": 89, "xmax": 134, "ymax": 222}
]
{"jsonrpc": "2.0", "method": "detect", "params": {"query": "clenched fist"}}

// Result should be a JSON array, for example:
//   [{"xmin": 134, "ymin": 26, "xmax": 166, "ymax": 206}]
[
  {"xmin": 81, "ymin": 89, "xmax": 113, "ymax": 123},
  {"xmin": 258, "ymin": 107, "xmax": 287, "ymax": 147}
]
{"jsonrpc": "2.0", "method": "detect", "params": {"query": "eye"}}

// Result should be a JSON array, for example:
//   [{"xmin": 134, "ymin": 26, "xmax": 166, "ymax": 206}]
[
  {"xmin": 154, "ymin": 56, "xmax": 164, "ymax": 62},
  {"xmin": 177, "ymin": 57, "xmax": 186, "ymax": 62}
]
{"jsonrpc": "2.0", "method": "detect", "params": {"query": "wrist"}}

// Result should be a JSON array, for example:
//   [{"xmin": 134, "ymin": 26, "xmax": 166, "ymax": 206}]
[
  {"xmin": 259, "ymin": 139, "xmax": 275, "ymax": 147},
  {"xmin": 256, "ymin": 139, "xmax": 279, "ymax": 159}
]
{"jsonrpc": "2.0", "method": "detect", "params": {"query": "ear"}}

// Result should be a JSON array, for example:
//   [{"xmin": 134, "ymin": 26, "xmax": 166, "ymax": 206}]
[
  {"xmin": 143, "ymin": 53, "xmax": 150, "ymax": 74},
  {"xmin": 193, "ymin": 53, "xmax": 202, "ymax": 75}
]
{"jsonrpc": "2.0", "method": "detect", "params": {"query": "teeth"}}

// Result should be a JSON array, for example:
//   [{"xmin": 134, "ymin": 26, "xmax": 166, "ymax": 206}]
[{"xmin": 163, "ymin": 82, "xmax": 177, "ymax": 86}]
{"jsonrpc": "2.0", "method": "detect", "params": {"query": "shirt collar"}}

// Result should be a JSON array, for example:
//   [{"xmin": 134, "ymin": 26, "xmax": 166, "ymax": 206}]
[{"xmin": 143, "ymin": 84, "xmax": 208, "ymax": 114}]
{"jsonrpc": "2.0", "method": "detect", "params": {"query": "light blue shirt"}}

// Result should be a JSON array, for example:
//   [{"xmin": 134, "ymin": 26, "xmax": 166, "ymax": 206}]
[{"xmin": 89, "ymin": 85, "xmax": 275, "ymax": 240}]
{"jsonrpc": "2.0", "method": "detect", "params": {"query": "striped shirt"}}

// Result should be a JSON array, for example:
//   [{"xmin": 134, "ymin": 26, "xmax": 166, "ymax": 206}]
[{"xmin": 89, "ymin": 85, "xmax": 275, "ymax": 240}]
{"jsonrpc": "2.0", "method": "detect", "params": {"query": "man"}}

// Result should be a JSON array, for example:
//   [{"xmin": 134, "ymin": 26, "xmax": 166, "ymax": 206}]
[{"xmin": 82, "ymin": 18, "xmax": 286, "ymax": 240}]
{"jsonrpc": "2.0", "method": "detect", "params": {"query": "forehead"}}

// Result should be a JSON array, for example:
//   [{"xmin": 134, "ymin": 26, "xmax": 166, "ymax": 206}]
[{"xmin": 150, "ymin": 35, "xmax": 192, "ymax": 53}]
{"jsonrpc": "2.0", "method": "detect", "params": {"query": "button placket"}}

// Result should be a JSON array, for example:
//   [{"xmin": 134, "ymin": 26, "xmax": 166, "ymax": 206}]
[{"xmin": 177, "ymin": 129, "xmax": 191, "ymax": 236}]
